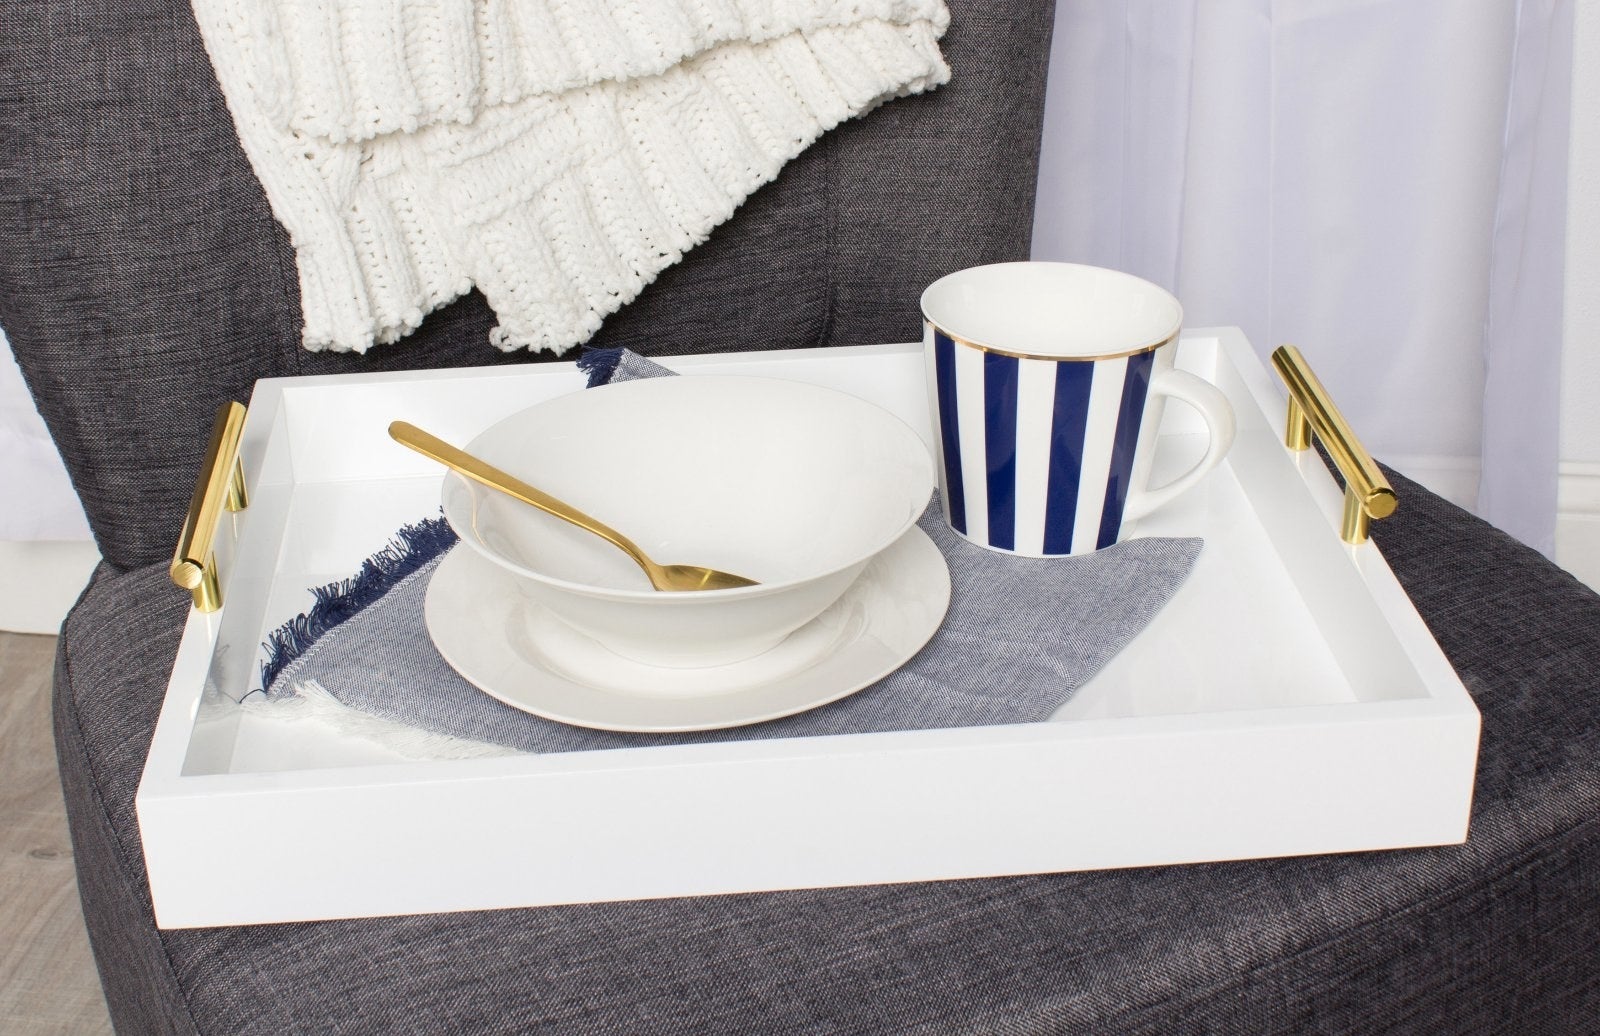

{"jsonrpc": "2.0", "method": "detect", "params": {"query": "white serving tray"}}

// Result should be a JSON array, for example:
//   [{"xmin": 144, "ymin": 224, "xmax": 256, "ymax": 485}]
[{"xmin": 136, "ymin": 329, "xmax": 1481, "ymax": 929}]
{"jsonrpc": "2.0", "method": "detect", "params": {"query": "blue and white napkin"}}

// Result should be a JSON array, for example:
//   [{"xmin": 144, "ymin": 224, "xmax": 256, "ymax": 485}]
[{"xmin": 248, "ymin": 350, "xmax": 1203, "ymax": 758}]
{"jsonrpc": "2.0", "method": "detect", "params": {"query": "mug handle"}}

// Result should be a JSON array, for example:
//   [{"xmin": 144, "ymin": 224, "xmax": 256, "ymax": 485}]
[{"xmin": 1121, "ymin": 369, "xmax": 1236, "ymax": 523}]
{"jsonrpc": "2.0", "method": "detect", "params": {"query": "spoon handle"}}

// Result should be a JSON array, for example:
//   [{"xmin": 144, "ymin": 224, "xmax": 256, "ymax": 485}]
[{"xmin": 387, "ymin": 421, "xmax": 653, "ymax": 575}]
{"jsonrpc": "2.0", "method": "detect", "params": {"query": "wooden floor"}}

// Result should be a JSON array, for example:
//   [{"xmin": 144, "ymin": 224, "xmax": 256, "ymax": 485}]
[{"xmin": 0, "ymin": 631, "xmax": 114, "ymax": 1034}]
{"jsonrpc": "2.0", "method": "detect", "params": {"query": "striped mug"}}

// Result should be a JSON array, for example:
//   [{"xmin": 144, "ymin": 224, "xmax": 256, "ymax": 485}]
[{"xmin": 920, "ymin": 262, "xmax": 1234, "ymax": 556}]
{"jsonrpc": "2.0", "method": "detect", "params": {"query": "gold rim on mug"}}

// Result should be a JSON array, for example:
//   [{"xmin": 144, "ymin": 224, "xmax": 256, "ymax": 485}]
[{"xmin": 923, "ymin": 322, "xmax": 1179, "ymax": 364}]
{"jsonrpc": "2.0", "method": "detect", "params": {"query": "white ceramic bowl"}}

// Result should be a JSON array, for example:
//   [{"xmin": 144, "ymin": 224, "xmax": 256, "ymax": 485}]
[{"xmin": 440, "ymin": 375, "xmax": 934, "ymax": 674}]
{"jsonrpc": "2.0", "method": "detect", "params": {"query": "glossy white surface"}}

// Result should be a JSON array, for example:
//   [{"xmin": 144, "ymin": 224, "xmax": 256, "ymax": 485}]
[
  {"xmin": 136, "ymin": 331, "xmax": 1481, "ymax": 928},
  {"xmin": 425, "ymin": 526, "xmax": 949, "ymax": 730},
  {"xmin": 442, "ymin": 375, "xmax": 934, "ymax": 668},
  {"xmin": 1121, "ymin": 366, "xmax": 1235, "ymax": 523}
]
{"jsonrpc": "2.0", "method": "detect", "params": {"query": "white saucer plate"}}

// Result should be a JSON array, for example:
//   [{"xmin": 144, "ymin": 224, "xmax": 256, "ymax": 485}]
[{"xmin": 423, "ymin": 526, "xmax": 951, "ymax": 733}]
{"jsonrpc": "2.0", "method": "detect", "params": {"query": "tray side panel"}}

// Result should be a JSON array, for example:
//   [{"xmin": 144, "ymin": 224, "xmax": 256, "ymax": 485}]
[{"xmin": 141, "ymin": 706, "xmax": 1478, "ymax": 928}]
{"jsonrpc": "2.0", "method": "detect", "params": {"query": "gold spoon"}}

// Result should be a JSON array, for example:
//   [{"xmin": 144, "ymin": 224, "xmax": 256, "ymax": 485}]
[{"xmin": 389, "ymin": 421, "xmax": 759, "ymax": 592}]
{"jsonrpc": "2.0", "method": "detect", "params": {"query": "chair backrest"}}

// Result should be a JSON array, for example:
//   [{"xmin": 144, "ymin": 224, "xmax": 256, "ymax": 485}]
[{"xmin": 0, "ymin": 0, "xmax": 1057, "ymax": 572}]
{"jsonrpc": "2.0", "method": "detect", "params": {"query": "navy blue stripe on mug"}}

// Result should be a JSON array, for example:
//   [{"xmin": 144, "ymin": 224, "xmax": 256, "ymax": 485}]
[
  {"xmin": 1096, "ymin": 348, "xmax": 1155, "ymax": 549},
  {"xmin": 932, "ymin": 330, "xmax": 966, "ymax": 534},
  {"xmin": 983, "ymin": 352, "xmax": 1019, "ymax": 551},
  {"xmin": 928, "ymin": 333, "xmax": 1168, "ymax": 555},
  {"xmin": 1043, "ymin": 360, "xmax": 1094, "ymax": 555}
]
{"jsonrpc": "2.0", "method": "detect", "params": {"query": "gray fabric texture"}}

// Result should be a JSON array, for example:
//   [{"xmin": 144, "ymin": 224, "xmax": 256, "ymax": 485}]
[
  {"xmin": 0, "ymin": 0, "xmax": 1055, "ymax": 574},
  {"xmin": 261, "ymin": 508, "xmax": 1202, "ymax": 753},
  {"xmin": 606, "ymin": 350, "xmax": 678, "ymax": 383},
  {"xmin": 51, "ymin": 466, "xmax": 1600, "ymax": 1033}
]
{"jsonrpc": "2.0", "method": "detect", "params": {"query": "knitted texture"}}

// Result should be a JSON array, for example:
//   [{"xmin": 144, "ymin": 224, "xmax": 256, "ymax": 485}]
[{"xmin": 188, "ymin": 0, "xmax": 952, "ymax": 355}]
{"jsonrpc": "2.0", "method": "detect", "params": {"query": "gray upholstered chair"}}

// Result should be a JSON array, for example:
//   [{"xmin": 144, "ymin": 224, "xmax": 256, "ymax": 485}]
[{"xmin": 5, "ymin": 1, "xmax": 1598, "ymax": 1032}]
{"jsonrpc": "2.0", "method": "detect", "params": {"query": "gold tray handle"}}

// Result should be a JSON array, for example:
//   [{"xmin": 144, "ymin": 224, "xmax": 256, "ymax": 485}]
[
  {"xmin": 1271, "ymin": 346, "xmax": 1397, "ymax": 545},
  {"xmin": 170, "ymin": 401, "xmax": 249, "ymax": 612}
]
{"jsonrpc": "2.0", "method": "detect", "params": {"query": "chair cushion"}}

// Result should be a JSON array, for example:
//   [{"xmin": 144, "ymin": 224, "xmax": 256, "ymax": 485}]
[{"xmin": 54, "ymin": 468, "xmax": 1600, "ymax": 1034}]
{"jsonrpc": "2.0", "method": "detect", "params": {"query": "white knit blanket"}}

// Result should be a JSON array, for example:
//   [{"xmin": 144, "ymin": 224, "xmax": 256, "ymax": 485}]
[{"xmin": 190, "ymin": 0, "xmax": 951, "ymax": 354}]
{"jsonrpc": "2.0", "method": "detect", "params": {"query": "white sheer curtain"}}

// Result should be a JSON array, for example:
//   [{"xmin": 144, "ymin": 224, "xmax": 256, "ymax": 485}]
[
  {"xmin": 0, "ymin": 328, "xmax": 98, "ymax": 633},
  {"xmin": 1031, "ymin": 0, "xmax": 1573, "ymax": 554},
  {"xmin": 0, "ymin": 328, "xmax": 89, "ymax": 543}
]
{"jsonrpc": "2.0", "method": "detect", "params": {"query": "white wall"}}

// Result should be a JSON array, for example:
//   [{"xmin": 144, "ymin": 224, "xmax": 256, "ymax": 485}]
[
  {"xmin": 1557, "ymin": 0, "xmax": 1600, "ymax": 589},
  {"xmin": 0, "ymin": 328, "xmax": 100, "ymax": 633}
]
